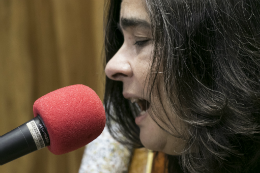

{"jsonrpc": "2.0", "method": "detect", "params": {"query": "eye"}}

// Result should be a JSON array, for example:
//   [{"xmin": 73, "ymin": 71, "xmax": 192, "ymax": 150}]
[{"xmin": 134, "ymin": 40, "xmax": 150, "ymax": 47}]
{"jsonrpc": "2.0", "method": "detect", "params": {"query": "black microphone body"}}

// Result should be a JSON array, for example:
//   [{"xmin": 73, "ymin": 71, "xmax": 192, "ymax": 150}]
[{"xmin": 0, "ymin": 115, "xmax": 50, "ymax": 165}]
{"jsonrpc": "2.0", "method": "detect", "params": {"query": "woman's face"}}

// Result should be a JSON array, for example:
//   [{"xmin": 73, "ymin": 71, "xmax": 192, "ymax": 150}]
[{"xmin": 105, "ymin": 0, "xmax": 186, "ymax": 155}]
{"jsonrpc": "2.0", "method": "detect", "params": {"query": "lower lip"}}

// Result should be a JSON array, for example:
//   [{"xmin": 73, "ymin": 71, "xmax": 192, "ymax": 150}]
[{"xmin": 135, "ymin": 111, "xmax": 148, "ymax": 125}]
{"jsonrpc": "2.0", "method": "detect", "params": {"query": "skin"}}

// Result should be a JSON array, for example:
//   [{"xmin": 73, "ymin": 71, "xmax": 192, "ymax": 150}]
[{"xmin": 105, "ymin": 0, "xmax": 186, "ymax": 155}]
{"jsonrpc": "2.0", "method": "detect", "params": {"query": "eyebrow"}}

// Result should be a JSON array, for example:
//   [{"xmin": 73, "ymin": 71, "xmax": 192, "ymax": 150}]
[{"xmin": 119, "ymin": 17, "xmax": 151, "ymax": 31}]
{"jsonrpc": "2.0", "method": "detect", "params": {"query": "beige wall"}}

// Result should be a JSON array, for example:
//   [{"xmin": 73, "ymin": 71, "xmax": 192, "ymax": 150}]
[{"xmin": 0, "ymin": 0, "xmax": 105, "ymax": 172}]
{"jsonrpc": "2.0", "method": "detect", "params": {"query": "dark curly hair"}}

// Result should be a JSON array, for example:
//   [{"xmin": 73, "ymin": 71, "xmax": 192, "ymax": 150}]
[{"xmin": 103, "ymin": 0, "xmax": 260, "ymax": 172}]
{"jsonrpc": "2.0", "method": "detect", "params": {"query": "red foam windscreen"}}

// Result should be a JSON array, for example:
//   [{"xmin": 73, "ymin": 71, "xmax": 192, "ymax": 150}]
[{"xmin": 33, "ymin": 84, "xmax": 106, "ymax": 155}]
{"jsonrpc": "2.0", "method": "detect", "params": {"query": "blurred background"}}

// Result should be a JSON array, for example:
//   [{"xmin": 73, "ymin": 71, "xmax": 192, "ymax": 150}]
[{"xmin": 0, "ymin": 0, "xmax": 105, "ymax": 172}]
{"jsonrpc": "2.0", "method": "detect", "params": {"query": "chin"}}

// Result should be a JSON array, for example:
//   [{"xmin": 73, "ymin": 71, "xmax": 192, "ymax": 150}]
[
  {"xmin": 139, "ymin": 129, "xmax": 166, "ymax": 152},
  {"xmin": 139, "ymin": 129, "xmax": 186, "ymax": 156}
]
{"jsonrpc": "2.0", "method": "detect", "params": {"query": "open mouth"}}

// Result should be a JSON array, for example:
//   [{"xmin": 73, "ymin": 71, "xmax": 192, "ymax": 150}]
[{"xmin": 131, "ymin": 98, "xmax": 150, "ymax": 112}]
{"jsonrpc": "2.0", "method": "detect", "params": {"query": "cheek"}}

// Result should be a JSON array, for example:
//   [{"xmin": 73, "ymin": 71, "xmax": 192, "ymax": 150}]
[
  {"xmin": 133, "ymin": 52, "xmax": 153, "ymax": 86},
  {"xmin": 151, "ymin": 77, "xmax": 186, "ymax": 136}
]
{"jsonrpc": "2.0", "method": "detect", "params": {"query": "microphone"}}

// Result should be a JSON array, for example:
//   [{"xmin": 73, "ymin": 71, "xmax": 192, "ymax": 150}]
[{"xmin": 0, "ymin": 84, "xmax": 106, "ymax": 165}]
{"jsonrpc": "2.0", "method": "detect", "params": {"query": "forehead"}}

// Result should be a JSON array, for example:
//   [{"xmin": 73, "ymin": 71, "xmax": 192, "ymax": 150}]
[{"xmin": 120, "ymin": 0, "xmax": 149, "ymax": 21}]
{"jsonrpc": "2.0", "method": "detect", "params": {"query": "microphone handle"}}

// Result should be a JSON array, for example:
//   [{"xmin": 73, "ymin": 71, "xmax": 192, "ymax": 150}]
[{"xmin": 0, "ymin": 115, "xmax": 50, "ymax": 165}]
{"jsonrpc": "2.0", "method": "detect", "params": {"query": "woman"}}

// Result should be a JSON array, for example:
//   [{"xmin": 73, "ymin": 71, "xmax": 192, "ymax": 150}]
[{"xmin": 104, "ymin": 0, "xmax": 260, "ymax": 172}]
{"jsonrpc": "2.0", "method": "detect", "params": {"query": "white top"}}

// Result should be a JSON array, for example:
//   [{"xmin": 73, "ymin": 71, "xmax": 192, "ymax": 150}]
[{"xmin": 78, "ymin": 125, "xmax": 132, "ymax": 173}]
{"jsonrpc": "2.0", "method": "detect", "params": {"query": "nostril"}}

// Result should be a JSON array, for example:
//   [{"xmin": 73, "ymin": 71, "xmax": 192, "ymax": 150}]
[{"xmin": 112, "ymin": 73, "xmax": 128, "ymax": 79}]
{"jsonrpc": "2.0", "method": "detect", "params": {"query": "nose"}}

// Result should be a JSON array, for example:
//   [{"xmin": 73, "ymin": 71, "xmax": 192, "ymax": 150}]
[{"xmin": 105, "ymin": 45, "xmax": 133, "ymax": 81}]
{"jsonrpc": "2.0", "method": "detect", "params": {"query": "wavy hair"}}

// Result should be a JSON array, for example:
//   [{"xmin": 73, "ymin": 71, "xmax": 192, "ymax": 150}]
[{"xmin": 103, "ymin": 0, "xmax": 260, "ymax": 172}]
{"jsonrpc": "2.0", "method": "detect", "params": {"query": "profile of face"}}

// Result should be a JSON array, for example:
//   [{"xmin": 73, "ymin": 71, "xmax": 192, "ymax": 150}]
[{"xmin": 105, "ymin": 0, "xmax": 186, "ymax": 155}]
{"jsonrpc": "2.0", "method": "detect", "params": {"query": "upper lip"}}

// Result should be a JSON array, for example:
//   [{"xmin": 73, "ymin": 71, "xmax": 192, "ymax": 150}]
[{"xmin": 123, "ymin": 92, "xmax": 151, "ymax": 111}]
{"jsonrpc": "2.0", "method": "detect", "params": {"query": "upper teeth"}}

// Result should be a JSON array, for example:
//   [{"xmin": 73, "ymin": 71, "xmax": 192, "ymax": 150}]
[{"xmin": 130, "ymin": 98, "xmax": 139, "ymax": 103}]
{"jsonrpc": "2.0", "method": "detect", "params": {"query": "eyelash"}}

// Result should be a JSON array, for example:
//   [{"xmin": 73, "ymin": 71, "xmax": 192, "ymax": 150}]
[{"xmin": 134, "ymin": 40, "xmax": 150, "ymax": 47}]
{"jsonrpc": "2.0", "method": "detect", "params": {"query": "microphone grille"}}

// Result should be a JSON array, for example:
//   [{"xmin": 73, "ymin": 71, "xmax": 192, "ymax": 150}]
[{"xmin": 33, "ymin": 84, "xmax": 106, "ymax": 155}]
